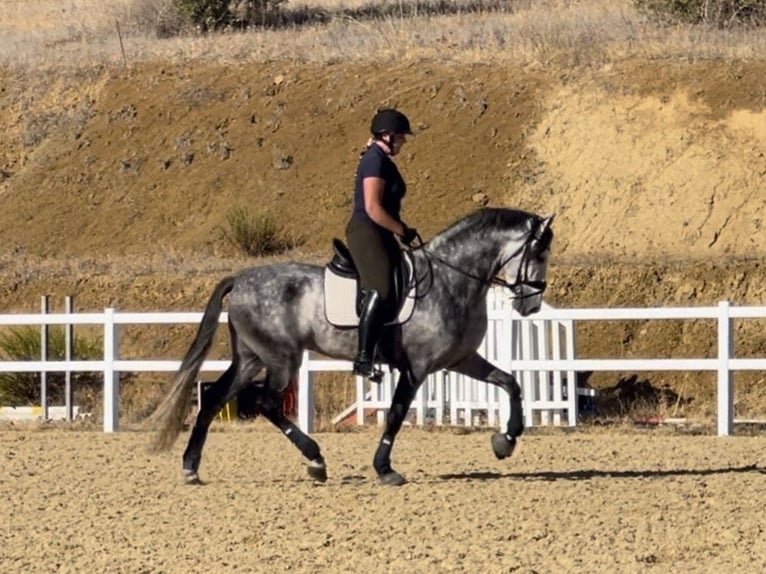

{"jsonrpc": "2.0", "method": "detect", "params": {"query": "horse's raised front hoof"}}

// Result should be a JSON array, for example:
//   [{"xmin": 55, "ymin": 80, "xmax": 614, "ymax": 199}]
[
  {"xmin": 378, "ymin": 471, "xmax": 407, "ymax": 486},
  {"xmin": 183, "ymin": 469, "xmax": 204, "ymax": 485},
  {"xmin": 491, "ymin": 432, "xmax": 517, "ymax": 460},
  {"xmin": 307, "ymin": 459, "xmax": 328, "ymax": 483}
]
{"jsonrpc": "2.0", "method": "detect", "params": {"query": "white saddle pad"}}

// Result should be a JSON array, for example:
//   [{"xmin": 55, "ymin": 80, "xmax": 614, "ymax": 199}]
[{"xmin": 323, "ymin": 259, "xmax": 416, "ymax": 327}]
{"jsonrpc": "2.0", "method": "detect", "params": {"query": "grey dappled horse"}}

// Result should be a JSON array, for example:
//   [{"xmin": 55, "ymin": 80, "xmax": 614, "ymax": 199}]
[{"xmin": 149, "ymin": 208, "xmax": 554, "ymax": 486}]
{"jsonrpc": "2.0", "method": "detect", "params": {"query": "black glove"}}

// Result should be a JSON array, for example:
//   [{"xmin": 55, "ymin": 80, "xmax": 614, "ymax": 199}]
[{"xmin": 401, "ymin": 226, "xmax": 419, "ymax": 247}]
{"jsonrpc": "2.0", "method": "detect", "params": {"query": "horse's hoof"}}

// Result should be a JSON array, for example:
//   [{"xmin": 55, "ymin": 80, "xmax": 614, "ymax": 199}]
[
  {"xmin": 491, "ymin": 432, "xmax": 517, "ymax": 460},
  {"xmin": 307, "ymin": 459, "xmax": 328, "ymax": 483},
  {"xmin": 379, "ymin": 471, "xmax": 407, "ymax": 486},
  {"xmin": 183, "ymin": 470, "xmax": 203, "ymax": 485}
]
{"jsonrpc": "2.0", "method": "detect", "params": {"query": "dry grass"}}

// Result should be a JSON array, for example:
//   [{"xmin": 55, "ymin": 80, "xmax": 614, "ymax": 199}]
[{"xmin": 2, "ymin": 0, "xmax": 766, "ymax": 71}]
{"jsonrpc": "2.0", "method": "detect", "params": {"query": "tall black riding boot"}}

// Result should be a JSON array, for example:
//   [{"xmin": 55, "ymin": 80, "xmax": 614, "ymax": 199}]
[{"xmin": 353, "ymin": 290, "xmax": 385, "ymax": 383}]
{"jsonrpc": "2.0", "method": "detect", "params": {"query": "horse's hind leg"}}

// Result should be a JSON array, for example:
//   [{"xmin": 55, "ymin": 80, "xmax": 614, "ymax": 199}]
[
  {"xmin": 257, "ymin": 366, "xmax": 327, "ymax": 482},
  {"xmin": 449, "ymin": 352, "xmax": 523, "ymax": 460},
  {"xmin": 182, "ymin": 362, "xmax": 253, "ymax": 484}
]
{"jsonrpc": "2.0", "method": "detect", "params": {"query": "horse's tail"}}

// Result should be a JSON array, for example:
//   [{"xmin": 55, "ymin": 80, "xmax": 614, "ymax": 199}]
[{"xmin": 147, "ymin": 276, "xmax": 236, "ymax": 453}]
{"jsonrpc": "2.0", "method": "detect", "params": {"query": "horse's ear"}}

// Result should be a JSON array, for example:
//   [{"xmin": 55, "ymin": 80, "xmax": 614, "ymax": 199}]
[{"xmin": 535, "ymin": 213, "xmax": 555, "ymax": 239}]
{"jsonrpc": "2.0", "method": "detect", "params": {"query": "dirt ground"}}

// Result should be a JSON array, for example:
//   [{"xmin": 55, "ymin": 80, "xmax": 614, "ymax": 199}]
[
  {"xmin": 2, "ymin": 423, "xmax": 766, "ymax": 573},
  {"xmin": 1, "ymin": 58, "xmax": 766, "ymax": 416}
]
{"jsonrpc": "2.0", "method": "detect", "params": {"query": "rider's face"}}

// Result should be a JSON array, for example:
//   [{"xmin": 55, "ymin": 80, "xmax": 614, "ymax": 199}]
[{"xmin": 390, "ymin": 133, "xmax": 407, "ymax": 155}]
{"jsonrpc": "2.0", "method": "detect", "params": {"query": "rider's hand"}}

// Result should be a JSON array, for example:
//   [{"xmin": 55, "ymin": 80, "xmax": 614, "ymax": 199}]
[{"xmin": 401, "ymin": 226, "xmax": 419, "ymax": 247}]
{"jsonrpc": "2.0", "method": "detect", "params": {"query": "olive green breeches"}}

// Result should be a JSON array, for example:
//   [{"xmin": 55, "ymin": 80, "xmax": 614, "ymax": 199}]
[{"xmin": 345, "ymin": 217, "xmax": 401, "ymax": 302}]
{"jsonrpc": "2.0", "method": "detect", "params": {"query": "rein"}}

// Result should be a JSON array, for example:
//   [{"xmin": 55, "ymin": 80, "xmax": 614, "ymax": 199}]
[{"xmin": 407, "ymin": 231, "xmax": 547, "ymax": 300}]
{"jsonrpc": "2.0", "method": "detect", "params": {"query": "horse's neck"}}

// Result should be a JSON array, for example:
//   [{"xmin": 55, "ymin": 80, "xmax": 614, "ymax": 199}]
[
  {"xmin": 424, "ymin": 233, "xmax": 503, "ymax": 280},
  {"xmin": 413, "ymin": 237, "xmax": 499, "ymax": 307}
]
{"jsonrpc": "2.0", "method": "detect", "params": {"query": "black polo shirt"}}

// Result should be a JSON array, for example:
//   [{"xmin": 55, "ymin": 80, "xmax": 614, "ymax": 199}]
[{"xmin": 352, "ymin": 144, "xmax": 407, "ymax": 227}]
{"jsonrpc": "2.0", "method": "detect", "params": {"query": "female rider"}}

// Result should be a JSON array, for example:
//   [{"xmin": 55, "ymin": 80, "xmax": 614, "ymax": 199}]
[{"xmin": 346, "ymin": 108, "xmax": 418, "ymax": 380}]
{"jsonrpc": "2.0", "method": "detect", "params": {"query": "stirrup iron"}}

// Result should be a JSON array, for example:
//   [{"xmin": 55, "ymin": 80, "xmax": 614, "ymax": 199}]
[
  {"xmin": 366, "ymin": 366, "xmax": 384, "ymax": 383},
  {"xmin": 353, "ymin": 360, "xmax": 384, "ymax": 383}
]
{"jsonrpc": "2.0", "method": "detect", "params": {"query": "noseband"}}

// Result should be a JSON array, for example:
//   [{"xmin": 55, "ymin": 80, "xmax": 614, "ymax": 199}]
[{"xmin": 494, "ymin": 237, "xmax": 548, "ymax": 299}]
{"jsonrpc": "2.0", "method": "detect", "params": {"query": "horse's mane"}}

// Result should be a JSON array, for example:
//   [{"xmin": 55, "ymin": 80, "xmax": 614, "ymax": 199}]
[{"xmin": 430, "ymin": 207, "xmax": 537, "ymax": 244}]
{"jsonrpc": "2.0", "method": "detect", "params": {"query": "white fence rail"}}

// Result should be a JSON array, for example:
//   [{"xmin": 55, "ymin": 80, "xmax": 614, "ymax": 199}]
[{"xmin": 0, "ymin": 295, "xmax": 765, "ymax": 436}]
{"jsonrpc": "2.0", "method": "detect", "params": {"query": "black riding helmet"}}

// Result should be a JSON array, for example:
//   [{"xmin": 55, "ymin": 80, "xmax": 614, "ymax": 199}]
[{"xmin": 370, "ymin": 108, "xmax": 413, "ymax": 136}]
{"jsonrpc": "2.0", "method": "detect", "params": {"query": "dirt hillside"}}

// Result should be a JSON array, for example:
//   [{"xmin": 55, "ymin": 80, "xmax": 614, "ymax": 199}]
[{"xmin": 1, "ymin": 58, "xmax": 765, "ymax": 417}]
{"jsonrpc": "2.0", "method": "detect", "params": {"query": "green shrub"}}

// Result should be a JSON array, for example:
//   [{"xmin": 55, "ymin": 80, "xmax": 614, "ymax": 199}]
[
  {"xmin": 634, "ymin": 0, "xmax": 766, "ymax": 27},
  {"xmin": 171, "ymin": 0, "xmax": 288, "ymax": 32},
  {"xmin": 218, "ymin": 206, "xmax": 303, "ymax": 256},
  {"xmin": 0, "ymin": 326, "xmax": 104, "ymax": 408},
  {"xmin": 125, "ymin": 0, "xmax": 187, "ymax": 38},
  {"xmin": 148, "ymin": 0, "xmax": 516, "ymax": 37}
]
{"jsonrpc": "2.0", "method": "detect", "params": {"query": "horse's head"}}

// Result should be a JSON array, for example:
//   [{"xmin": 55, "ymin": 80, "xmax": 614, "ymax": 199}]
[
  {"xmin": 499, "ymin": 213, "xmax": 554, "ymax": 317},
  {"xmin": 420, "ymin": 207, "xmax": 554, "ymax": 316}
]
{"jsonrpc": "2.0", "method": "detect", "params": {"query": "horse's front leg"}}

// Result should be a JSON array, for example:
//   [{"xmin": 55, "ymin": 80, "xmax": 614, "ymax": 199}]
[
  {"xmin": 373, "ymin": 369, "xmax": 419, "ymax": 486},
  {"xmin": 449, "ymin": 352, "xmax": 523, "ymax": 460}
]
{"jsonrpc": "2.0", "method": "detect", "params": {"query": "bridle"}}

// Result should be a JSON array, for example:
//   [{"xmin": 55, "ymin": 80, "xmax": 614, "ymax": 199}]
[{"xmin": 407, "ymin": 228, "xmax": 549, "ymax": 300}]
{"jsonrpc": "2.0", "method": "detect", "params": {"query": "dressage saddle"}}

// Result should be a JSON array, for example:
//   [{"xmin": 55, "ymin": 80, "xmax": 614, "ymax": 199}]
[{"xmin": 328, "ymin": 238, "xmax": 413, "ymax": 320}]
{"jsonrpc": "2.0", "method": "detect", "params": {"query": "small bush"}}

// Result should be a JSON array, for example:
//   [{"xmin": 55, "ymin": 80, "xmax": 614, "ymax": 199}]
[
  {"xmin": 138, "ymin": 0, "xmax": 517, "ymax": 37},
  {"xmin": 124, "ymin": 0, "xmax": 187, "ymax": 38},
  {"xmin": 634, "ymin": 0, "xmax": 766, "ymax": 27},
  {"xmin": 171, "ymin": 0, "xmax": 288, "ymax": 32},
  {"xmin": 0, "ymin": 326, "xmax": 104, "ymax": 409},
  {"xmin": 218, "ymin": 206, "xmax": 303, "ymax": 256}
]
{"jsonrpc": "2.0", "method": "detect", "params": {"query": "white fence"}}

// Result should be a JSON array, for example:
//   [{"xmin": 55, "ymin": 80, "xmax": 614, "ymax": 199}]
[{"xmin": 0, "ymin": 294, "xmax": 765, "ymax": 436}]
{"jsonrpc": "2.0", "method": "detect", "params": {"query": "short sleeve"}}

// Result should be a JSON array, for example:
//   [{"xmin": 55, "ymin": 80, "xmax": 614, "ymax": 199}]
[{"xmin": 358, "ymin": 148, "xmax": 386, "ymax": 180}]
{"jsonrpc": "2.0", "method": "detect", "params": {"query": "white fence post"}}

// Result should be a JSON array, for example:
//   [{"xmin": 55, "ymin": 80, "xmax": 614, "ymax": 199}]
[
  {"xmin": 414, "ymin": 369, "xmax": 427, "ymax": 425},
  {"xmin": 40, "ymin": 296, "xmax": 49, "ymax": 421},
  {"xmin": 355, "ymin": 374, "xmax": 365, "ymax": 426},
  {"xmin": 717, "ymin": 300, "xmax": 734, "ymax": 436},
  {"xmin": 535, "ymin": 319, "xmax": 550, "ymax": 426},
  {"xmin": 551, "ymin": 321, "xmax": 564, "ymax": 426},
  {"xmin": 297, "ymin": 350, "xmax": 314, "ymax": 434},
  {"xmin": 434, "ymin": 371, "xmax": 445, "ymax": 426},
  {"xmin": 520, "ymin": 319, "xmax": 535, "ymax": 426},
  {"xmin": 64, "ymin": 296, "xmax": 74, "ymax": 421},
  {"xmin": 102, "ymin": 307, "xmax": 120, "ymax": 432},
  {"xmin": 497, "ymin": 306, "xmax": 513, "ymax": 426},
  {"xmin": 564, "ymin": 320, "xmax": 578, "ymax": 425}
]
